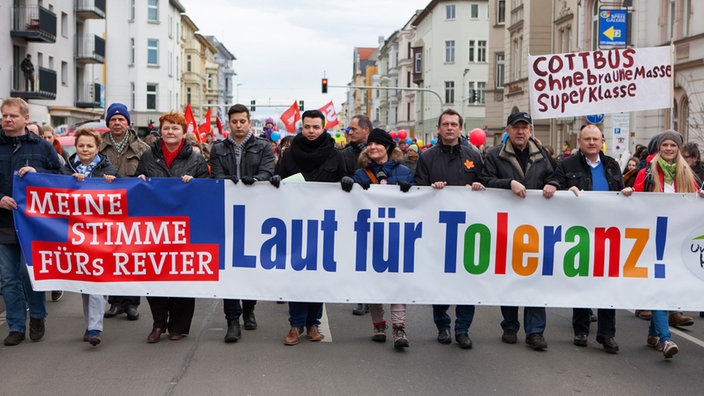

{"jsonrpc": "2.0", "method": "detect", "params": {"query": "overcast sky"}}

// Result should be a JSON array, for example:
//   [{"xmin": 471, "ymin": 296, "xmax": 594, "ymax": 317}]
[{"xmin": 178, "ymin": 0, "xmax": 430, "ymax": 120}]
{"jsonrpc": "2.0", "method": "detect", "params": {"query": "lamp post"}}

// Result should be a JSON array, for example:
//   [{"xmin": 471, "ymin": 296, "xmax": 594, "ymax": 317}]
[{"xmin": 461, "ymin": 68, "xmax": 470, "ymax": 126}]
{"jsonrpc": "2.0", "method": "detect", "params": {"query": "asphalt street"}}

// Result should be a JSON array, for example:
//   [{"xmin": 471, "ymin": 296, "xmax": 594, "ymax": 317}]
[{"xmin": 1, "ymin": 294, "xmax": 704, "ymax": 396}]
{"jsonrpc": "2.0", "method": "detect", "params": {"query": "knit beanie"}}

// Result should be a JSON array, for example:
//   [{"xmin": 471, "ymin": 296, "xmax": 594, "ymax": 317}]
[
  {"xmin": 656, "ymin": 129, "xmax": 683, "ymax": 150},
  {"xmin": 367, "ymin": 128, "xmax": 396, "ymax": 153},
  {"xmin": 106, "ymin": 103, "xmax": 131, "ymax": 125}
]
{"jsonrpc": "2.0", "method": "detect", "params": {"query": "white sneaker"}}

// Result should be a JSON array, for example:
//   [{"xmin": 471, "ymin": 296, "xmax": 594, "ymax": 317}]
[{"xmin": 662, "ymin": 340, "xmax": 679, "ymax": 359}]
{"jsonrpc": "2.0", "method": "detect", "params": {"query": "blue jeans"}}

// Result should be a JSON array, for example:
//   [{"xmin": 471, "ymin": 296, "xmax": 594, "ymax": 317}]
[
  {"xmin": 648, "ymin": 310, "xmax": 672, "ymax": 343},
  {"xmin": 500, "ymin": 306, "xmax": 546, "ymax": 335},
  {"xmin": 288, "ymin": 302, "xmax": 323, "ymax": 328},
  {"xmin": 0, "ymin": 244, "xmax": 47, "ymax": 332},
  {"xmin": 432, "ymin": 304, "xmax": 475, "ymax": 334}
]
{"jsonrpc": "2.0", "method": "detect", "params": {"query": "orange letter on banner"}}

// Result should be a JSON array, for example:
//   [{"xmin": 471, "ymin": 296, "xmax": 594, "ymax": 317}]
[
  {"xmin": 623, "ymin": 228, "xmax": 649, "ymax": 278},
  {"xmin": 512, "ymin": 225, "xmax": 539, "ymax": 276}
]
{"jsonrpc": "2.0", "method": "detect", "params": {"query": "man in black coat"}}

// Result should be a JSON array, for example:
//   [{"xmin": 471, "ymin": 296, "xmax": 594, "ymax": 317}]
[
  {"xmin": 481, "ymin": 111, "xmax": 554, "ymax": 351},
  {"xmin": 543, "ymin": 124, "xmax": 623, "ymax": 354},
  {"xmin": 209, "ymin": 103, "xmax": 275, "ymax": 343}
]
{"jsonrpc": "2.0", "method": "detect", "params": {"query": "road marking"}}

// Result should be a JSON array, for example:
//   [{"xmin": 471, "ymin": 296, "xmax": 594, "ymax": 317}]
[
  {"xmin": 627, "ymin": 309, "xmax": 704, "ymax": 348},
  {"xmin": 320, "ymin": 304, "xmax": 332, "ymax": 342}
]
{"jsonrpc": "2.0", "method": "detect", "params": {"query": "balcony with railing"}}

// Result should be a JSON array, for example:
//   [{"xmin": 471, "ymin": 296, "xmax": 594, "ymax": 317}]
[
  {"xmin": 76, "ymin": 83, "xmax": 103, "ymax": 108},
  {"xmin": 76, "ymin": 35, "xmax": 106, "ymax": 64},
  {"xmin": 11, "ymin": 5, "xmax": 56, "ymax": 43},
  {"xmin": 10, "ymin": 66, "xmax": 57, "ymax": 100},
  {"xmin": 75, "ymin": 0, "xmax": 106, "ymax": 20}
]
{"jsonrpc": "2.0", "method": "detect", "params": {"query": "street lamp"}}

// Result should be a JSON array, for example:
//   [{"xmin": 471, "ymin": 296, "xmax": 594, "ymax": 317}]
[
  {"xmin": 236, "ymin": 83, "xmax": 243, "ymax": 104},
  {"xmin": 461, "ymin": 68, "xmax": 470, "ymax": 125}
]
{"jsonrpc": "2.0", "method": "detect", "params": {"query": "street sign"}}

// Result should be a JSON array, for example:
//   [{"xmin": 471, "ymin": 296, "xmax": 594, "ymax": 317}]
[
  {"xmin": 586, "ymin": 114, "xmax": 604, "ymax": 124},
  {"xmin": 599, "ymin": 9, "xmax": 627, "ymax": 47}
]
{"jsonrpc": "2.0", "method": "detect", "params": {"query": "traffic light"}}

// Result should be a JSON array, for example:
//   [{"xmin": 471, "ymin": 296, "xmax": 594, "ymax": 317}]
[
  {"xmin": 250, "ymin": 99, "xmax": 256, "ymax": 112},
  {"xmin": 298, "ymin": 100, "xmax": 304, "ymax": 112},
  {"xmin": 321, "ymin": 78, "xmax": 328, "ymax": 94}
]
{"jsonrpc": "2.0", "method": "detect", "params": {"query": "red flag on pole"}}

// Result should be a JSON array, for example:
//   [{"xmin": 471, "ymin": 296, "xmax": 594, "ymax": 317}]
[
  {"xmin": 279, "ymin": 101, "xmax": 301, "ymax": 133},
  {"xmin": 184, "ymin": 104, "xmax": 198, "ymax": 136},
  {"xmin": 216, "ymin": 115, "xmax": 225, "ymax": 135},
  {"xmin": 198, "ymin": 108, "xmax": 212, "ymax": 133},
  {"xmin": 318, "ymin": 101, "xmax": 339, "ymax": 129}
]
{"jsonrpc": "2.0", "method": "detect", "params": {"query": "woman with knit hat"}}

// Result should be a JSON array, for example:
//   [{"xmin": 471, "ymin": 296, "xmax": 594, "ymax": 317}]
[
  {"xmin": 622, "ymin": 129, "xmax": 704, "ymax": 359},
  {"xmin": 347, "ymin": 128, "xmax": 414, "ymax": 349}
]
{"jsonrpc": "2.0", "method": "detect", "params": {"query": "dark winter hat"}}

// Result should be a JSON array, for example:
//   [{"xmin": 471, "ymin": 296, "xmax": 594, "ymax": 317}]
[
  {"xmin": 656, "ymin": 129, "xmax": 683, "ymax": 150},
  {"xmin": 106, "ymin": 103, "xmax": 131, "ymax": 125},
  {"xmin": 507, "ymin": 111, "xmax": 532, "ymax": 126},
  {"xmin": 646, "ymin": 133, "xmax": 661, "ymax": 155},
  {"xmin": 367, "ymin": 128, "xmax": 396, "ymax": 153}
]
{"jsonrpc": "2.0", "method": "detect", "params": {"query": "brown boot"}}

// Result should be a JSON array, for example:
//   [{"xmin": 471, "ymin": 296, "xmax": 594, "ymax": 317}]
[
  {"xmin": 635, "ymin": 310, "xmax": 652, "ymax": 320},
  {"xmin": 284, "ymin": 327, "xmax": 303, "ymax": 346},
  {"xmin": 147, "ymin": 327, "xmax": 164, "ymax": 343},
  {"xmin": 669, "ymin": 311, "xmax": 694, "ymax": 327},
  {"xmin": 306, "ymin": 325, "xmax": 324, "ymax": 341}
]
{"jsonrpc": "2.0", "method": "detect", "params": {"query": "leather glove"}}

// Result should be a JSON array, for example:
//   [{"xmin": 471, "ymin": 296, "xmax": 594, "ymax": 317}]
[
  {"xmin": 229, "ymin": 176, "xmax": 239, "ymax": 184},
  {"xmin": 269, "ymin": 175, "xmax": 281, "ymax": 188},
  {"xmin": 241, "ymin": 176, "xmax": 257, "ymax": 185},
  {"xmin": 340, "ymin": 176, "xmax": 354, "ymax": 192},
  {"xmin": 358, "ymin": 179, "xmax": 371, "ymax": 190},
  {"xmin": 399, "ymin": 181, "xmax": 411, "ymax": 193}
]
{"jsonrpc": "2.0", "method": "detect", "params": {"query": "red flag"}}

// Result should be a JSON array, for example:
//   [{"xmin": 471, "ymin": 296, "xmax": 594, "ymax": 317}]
[
  {"xmin": 279, "ymin": 101, "xmax": 301, "ymax": 133},
  {"xmin": 216, "ymin": 115, "xmax": 224, "ymax": 135},
  {"xmin": 318, "ymin": 101, "xmax": 339, "ymax": 129},
  {"xmin": 199, "ymin": 108, "xmax": 212, "ymax": 133},
  {"xmin": 184, "ymin": 104, "xmax": 198, "ymax": 136}
]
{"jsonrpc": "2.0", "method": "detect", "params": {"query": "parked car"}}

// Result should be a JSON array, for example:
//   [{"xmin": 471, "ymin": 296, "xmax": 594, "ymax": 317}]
[
  {"xmin": 68, "ymin": 120, "xmax": 109, "ymax": 135},
  {"xmin": 57, "ymin": 135, "xmax": 76, "ymax": 157}
]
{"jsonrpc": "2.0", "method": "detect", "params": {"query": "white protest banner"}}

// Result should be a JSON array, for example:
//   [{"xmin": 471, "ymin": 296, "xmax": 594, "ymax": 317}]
[
  {"xmin": 528, "ymin": 46, "xmax": 672, "ymax": 119},
  {"xmin": 14, "ymin": 173, "xmax": 704, "ymax": 310}
]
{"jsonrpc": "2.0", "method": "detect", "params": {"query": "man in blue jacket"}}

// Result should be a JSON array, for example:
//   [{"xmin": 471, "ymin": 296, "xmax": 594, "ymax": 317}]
[{"xmin": 0, "ymin": 98, "xmax": 61, "ymax": 346}]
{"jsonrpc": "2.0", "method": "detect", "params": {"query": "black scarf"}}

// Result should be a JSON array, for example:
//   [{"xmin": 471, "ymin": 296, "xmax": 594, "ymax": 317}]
[{"xmin": 290, "ymin": 132, "xmax": 335, "ymax": 173}]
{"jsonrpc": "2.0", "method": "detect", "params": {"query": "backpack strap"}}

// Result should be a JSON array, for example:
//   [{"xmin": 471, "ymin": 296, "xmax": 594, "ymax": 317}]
[{"xmin": 364, "ymin": 168, "xmax": 379, "ymax": 184}]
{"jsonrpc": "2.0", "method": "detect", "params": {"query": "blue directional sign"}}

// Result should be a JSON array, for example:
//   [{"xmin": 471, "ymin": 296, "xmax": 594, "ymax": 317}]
[
  {"xmin": 599, "ymin": 9, "xmax": 627, "ymax": 47},
  {"xmin": 586, "ymin": 114, "xmax": 604, "ymax": 124}
]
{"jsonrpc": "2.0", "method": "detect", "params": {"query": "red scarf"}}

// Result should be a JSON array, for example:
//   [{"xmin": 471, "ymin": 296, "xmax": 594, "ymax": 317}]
[{"xmin": 161, "ymin": 139, "xmax": 184, "ymax": 169}]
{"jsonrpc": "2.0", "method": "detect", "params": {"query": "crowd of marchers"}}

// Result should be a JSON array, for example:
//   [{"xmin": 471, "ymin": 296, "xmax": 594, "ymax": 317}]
[{"xmin": 2, "ymin": 96, "xmax": 704, "ymax": 360}]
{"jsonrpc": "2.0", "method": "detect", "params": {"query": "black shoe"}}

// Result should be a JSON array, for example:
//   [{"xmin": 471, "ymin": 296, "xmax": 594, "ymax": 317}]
[
  {"xmin": 104, "ymin": 305, "xmax": 124, "ymax": 318},
  {"xmin": 437, "ymin": 328, "xmax": 451, "ymax": 344},
  {"xmin": 573, "ymin": 334, "xmax": 588, "ymax": 347},
  {"xmin": 4, "ymin": 331, "xmax": 25, "ymax": 346},
  {"xmin": 125, "ymin": 305, "xmax": 139, "ymax": 321},
  {"xmin": 456, "ymin": 333, "xmax": 473, "ymax": 349},
  {"xmin": 501, "ymin": 329, "xmax": 517, "ymax": 344},
  {"xmin": 224, "ymin": 319, "xmax": 241, "ymax": 343},
  {"xmin": 596, "ymin": 336, "xmax": 619, "ymax": 354},
  {"xmin": 51, "ymin": 290, "xmax": 63, "ymax": 302},
  {"xmin": 243, "ymin": 311, "xmax": 257, "ymax": 330},
  {"xmin": 526, "ymin": 333, "xmax": 547, "ymax": 351},
  {"xmin": 352, "ymin": 304, "xmax": 369, "ymax": 316},
  {"xmin": 700, "ymin": 312, "xmax": 704, "ymax": 318},
  {"xmin": 29, "ymin": 317, "xmax": 45, "ymax": 342}
]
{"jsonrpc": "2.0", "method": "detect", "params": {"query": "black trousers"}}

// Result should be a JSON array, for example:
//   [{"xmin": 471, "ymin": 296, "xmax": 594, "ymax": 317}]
[
  {"xmin": 147, "ymin": 296, "xmax": 195, "ymax": 335},
  {"xmin": 108, "ymin": 295, "xmax": 140, "ymax": 307},
  {"xmin": 573, "ymin": 308, "xmax": 616, "ymax": 338},
  {"xmin": 223, "ymin": 299, "xmax": 256, "ymax": 321}
]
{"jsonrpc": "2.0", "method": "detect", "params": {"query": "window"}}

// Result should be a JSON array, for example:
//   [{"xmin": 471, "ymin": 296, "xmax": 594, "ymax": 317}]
[
  {"xmin": 187, "ymin": 55, "xmax": 192, "ymax": 72},
  {"xmin": 407, "ymin": 71, "xmax": 411, "ymax": 88},
  {"xmin": 495, "ymin": 53, "xmax": 505, "ymax": 88},
  {"xmin": 147, "ymin": 39, "xmax": 158, "ymax": 65},
  {"xmin": 148, "ymin": 0, "xmax": 158, "ymax": 22},
  {"xmin": 560, "ymin": 26, "xmax": 572, "ymax": 53},
  {"xmin": 512, "ymin": 36, "xmax": 522, "ymax": 81},
  {"xmin": 477, "ymin": 40, "xmax": 487, "ymax": 62},
  {"xmin": 168, "ymin": 51, "xmax": 173, "ymax": 76},
  {"xmin": 207, "ymin": 74, "xmax": 212, "ymax": 89},
  {"xmin": 667, "ymin": 0, "xmax": 675, "ymax": 40},
  {"xmin": 445, "ymin": 40, "xmax": 455, "ymax": 63},
  {"xmin": 414, "ymin": 52, "xmax": 422, "ymax": 72},
  {"xmin": 497, "ymin": 0, "xmax": 505, "ymax": 24},
  {"xmin": 61, "ymin": 61, "xmax": 68, "ymax": 86},
  {"xmin": 48, "ymin": 56, "xmax": 54, "ymax": 70},
  {"xmin": 469, "ymin": 40, "xmax": 475, "ymax": 62},
  {"xmin": 130, "ymin": 0, "xmax": 135, "ymax": 21},
  {"xmin": 446, "ymin": 4, "xmax": 456, "ymax": 20},
  {"xmin": 477, "ymin": 82, "xmax": 486, "ymax": 104},
  {"xmin": 61, "ymin": 12, "xmax": 68, "ymax": 37},
  {"xmin": 672, "ymin": 99, "xmax": 678, "ymax": 132},
  {"xmin": 683, "ymin": 0, "xmax": 691, "ymax": 36},
  {"xmin": 168, "ymin": 15, "xmax": 173, "ymax": 37},
  {"xmin": 444, "ymin": 81, "xmax": 455, "ymax": 104},
  {"xmin": 186, "ymin": 87, "xmax": 192, "ymax": 105},
  {"xmin": 130, "ymin": 82, "xmax": 135, "ymax": 109},
  {"xmin": 470, "ymin": 4, "xmax": 479, "ymax": 19},
  {"xmin": 468, "ymin": 81, "xmax": 475, "ymax": 103},
  {"xmin": 146, "ymin": 83, "xmax": 157, "ymax": 110},
  {"xmin": 129, "ymin": 38, "xmax": 135, "ymax": 65}
]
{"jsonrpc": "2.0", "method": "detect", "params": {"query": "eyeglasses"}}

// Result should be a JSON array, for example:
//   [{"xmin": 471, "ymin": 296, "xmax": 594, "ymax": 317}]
[{"xmin": 682, "ymin": 154, "xmax": 692, "ymax": 159}]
